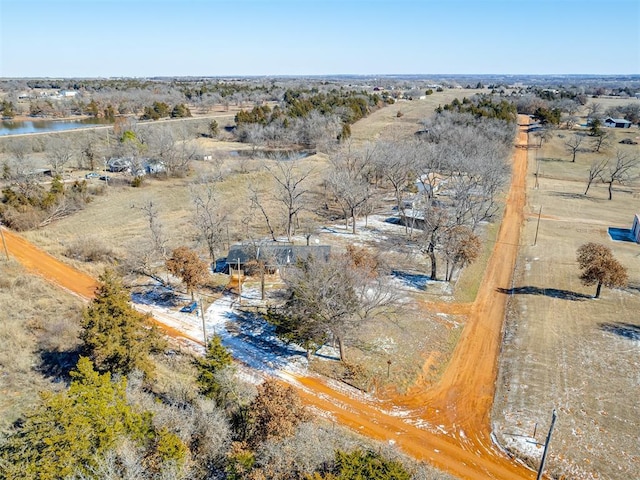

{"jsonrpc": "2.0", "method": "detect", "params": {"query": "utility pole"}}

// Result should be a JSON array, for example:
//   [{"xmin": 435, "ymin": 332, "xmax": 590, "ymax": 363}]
[
  {"xmin": 533, "ymin": 206, "xmax": 542, "ymax": 246},
  {"xmin": 237, "ymin": 257, "xmax": 242, "ymax": 306},
  {"xmin": 536, "ymin": 409, "xmax": 557, "ymax": 480},
  {"xmin": 0, "ymin": 223, "xmax": 9, "ymax": 261},
  {"xmin": 200, "ymin": 299, "xmax": 207, "ymax": 346}
]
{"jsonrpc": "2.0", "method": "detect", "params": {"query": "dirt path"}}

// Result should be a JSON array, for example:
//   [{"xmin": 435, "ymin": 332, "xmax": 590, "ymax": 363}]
[
  {"xmin": 2, "ymin": 118, "xmax": 536, "ymax": 479},
  {"xmin": 1, "ymin": 227, "xmax": 97, "ymax": 299}
]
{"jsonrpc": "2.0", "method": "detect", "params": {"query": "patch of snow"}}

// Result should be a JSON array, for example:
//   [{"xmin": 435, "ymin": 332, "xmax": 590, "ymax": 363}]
[{"xmin": 132, "ymin": 285, "xmax": 310, "ymax": 376}]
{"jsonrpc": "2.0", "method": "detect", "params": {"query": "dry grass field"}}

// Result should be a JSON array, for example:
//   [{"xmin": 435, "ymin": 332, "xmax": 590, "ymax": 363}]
[
  {"xmin": 493, "ymin": 104, "xmax": 640, "ymax": 479},
  {"xmin": 0, "ymin": 260, "xmax": 83, "ymax": 431}
]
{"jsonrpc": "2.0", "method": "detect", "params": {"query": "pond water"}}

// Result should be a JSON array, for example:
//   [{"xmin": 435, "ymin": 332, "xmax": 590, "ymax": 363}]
[{"xmin": 0, "ymin": 118, "xmax": 112, "ymax": 136}]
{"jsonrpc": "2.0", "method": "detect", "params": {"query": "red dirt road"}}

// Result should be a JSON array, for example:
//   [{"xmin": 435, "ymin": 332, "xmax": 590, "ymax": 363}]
[
  {"xmin": 1, "ymin": 228, "xmax": 97, "ymax": 299},
  {"xmin": 3, "ymin": 118, "xmax": 534, "ymax": 479},
  {"xmin": 289, "ymin": 119, "xmax": 534, "ymax": 479}
]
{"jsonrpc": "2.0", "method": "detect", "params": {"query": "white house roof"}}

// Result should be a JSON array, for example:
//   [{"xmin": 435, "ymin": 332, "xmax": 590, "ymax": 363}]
[{"xmin": 606, "ymin": 117, "xmax": 632, "ymax": 124}]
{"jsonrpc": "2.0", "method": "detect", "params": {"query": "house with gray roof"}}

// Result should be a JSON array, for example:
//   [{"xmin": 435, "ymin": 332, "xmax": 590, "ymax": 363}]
[
  {"xmin": 225, "ymin": 243, "xmax": 331, "ymax": 271},
  {"xmin": 604, "ymin": 117, "xmax": 633, "ymax": 128}
]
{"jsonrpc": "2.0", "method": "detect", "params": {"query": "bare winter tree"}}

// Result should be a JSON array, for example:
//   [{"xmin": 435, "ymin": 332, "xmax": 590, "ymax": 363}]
[
  {"xmin": 237, "ymin": 123, "xmax": 266, "ymax": 158},
  {"xmin": 266, "ymin": 157, "xmax": 312, "ymax": 242},
  {"xmin": 4, "ymin": 138, "xmax": 33, "ymax": 178},
  {"xmin": 249, "ymin": 187, "xmax": 278, "ymax": 242},
  {"xmin": 416, "ymin": 200, "xmax": 454, "ymax": 281},
  {"xmin": 291, "ymin": 110, "xmax": 342, "ymax": 150},
  {"xmin": 271, "ymin": 250, "xmax": 398, "ymax": 361},
  {"xmin": 564, "ymin": 133, "xmax": 584, "ymax": 162},
  {"xmin": 533, "ymin": 126, "xmax": 554, "ymax": 147},
  {"xmin": 46, "ymin": 135, "xmax": 75, "ymax": 175},
  {"xmin": 591, "ymin": 130, "xmax": 613, "ymax": 153},
  {"xmin": 190, "ymin": 182, "xmax": 228, "ymax": 266},
  {"xmin": 584, "ymin": 158, "xmax": 608, "ymax": 195},
  {"xmin": 372, "ymin": 140, "xmax": 418, "ymax": 233},
  {"xmin": 599, "ymin": 150, "xmax": 638, "ymax": 200},
  {"xmin": 141, "ymin": 199, "xmax": 169, "ymax": 259},
  {"xmin": 326, "ymin": 169, "xmax": 371, "ymax": 234},
  {"xmin": 122, "ymin": 199, "xmax": 170, "ymax": 283},
  {"xmin": 147, "ymin": 125, "xmax": 195, "ymax": 177},
  {"xmin": 326, "ymin": 146, "xmax": 375, "ymax": 234},
  {"xmin": 586, "ymin": 102, "xmax": 602, "ymax": 122},
  {"xmin": 76, "ymin": 132, "xmax": 102, "ymax": 171}
]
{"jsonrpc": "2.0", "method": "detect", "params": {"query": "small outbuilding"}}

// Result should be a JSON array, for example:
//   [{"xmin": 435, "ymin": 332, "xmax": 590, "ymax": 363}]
[
  {"xmin": 604, "ymin": 117, "xmax": 632, "ymax": 128},
  {"xmin": 632, "ymin": 214, "xmax": 640, "ymax": 243}
]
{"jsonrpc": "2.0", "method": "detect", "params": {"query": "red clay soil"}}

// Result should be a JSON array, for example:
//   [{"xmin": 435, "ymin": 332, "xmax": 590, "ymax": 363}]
[
  {"xmin": 1, "ymin": 229, "xmax": 98, "ymax": 299},
  {"xmin": 3, "ymin": 117, "xmax": 536, "ymax": 479}
]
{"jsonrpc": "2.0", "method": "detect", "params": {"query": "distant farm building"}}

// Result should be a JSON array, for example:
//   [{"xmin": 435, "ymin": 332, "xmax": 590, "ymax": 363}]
[
  {"xmin": 107, "ymin": 157, "xmax": 132, "ymax": 172},
  {"xmin": 632, "ymin": 214, "xmax": 640, "ymax": 243},
  {"xmin": 107, "ymin": 157, "xmax": 165, "ymax": 175},
  {"xmin": 604, "ymin": 117, "xmax": 632, "ymax": 128}
]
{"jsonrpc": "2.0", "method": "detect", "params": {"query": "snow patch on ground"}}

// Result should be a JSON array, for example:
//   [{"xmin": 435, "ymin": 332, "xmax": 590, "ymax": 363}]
[{"xmin": 132, "ymin": 285, "xmax": 309, "ymax": 376}]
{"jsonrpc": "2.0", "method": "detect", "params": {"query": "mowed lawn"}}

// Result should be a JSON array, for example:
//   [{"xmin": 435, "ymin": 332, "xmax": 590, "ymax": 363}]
[{"xmin": 493, "ymin": 110, "xmax": 640, "ymax": 479}]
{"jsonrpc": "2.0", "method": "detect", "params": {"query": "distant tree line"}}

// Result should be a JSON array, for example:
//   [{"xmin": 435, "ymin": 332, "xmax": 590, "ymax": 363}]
[{"xmin": 436, "ymin": 94, "xmax": 517, "ymax": 123}]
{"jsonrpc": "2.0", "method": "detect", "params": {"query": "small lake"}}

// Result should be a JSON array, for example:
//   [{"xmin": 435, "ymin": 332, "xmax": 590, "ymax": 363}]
[{"xmin": 0, "ymin": 118, "xmax": 112, "ymax": 136}]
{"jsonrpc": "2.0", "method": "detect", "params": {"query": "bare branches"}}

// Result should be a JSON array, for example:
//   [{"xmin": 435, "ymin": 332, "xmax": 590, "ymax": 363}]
[
  {"xmin": 249, "ymin": 187, "xmax": 277, "ymax": 242},
  {"xmin": 191, "ymin": 182, "xmax": 228, "ymax": 265},
  {"xmin": 584, "ymin": 158, "xmax": 607, "ymax": 195},
  {"xmin": 599, "ymin": 150, "xmax": 639, "ymax": 200},
  {"xmin": 265, "ymin": 158, "xmax": 312, "ymax": 242},
  {"xmin": 564, "ymin": 133, "xmax": 583, "ymax": 163}
]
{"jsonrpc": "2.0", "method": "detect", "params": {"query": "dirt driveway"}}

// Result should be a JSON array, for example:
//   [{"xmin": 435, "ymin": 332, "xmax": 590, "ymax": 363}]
[{"xmin": 2, "ymin": 117, "xmax": 537, "ymax": 479}]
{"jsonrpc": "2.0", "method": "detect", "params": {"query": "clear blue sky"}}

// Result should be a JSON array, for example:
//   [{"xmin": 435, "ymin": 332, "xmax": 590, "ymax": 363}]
[{"xmin": 1, "ymin": 0, "xmax": 638, "ymax": 77}]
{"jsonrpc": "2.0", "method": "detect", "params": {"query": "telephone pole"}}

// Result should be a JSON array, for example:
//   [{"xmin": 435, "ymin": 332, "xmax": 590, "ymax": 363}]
[
  {"xmin": 533, "ymin": 206, "xmax": 542, "ymax": 246},
  {"xmin": 0, "ymin": 223, "xmax": 9, "ymax": 261},
  {"xmin": 200, "ymin": 299, "xmax": 207, "ymax": 346}
]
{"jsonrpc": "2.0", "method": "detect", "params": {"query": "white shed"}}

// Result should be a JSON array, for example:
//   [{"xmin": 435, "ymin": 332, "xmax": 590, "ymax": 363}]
[{"xmin": 632, "ymin": 214, "xmax": 640, "ymax": 243}]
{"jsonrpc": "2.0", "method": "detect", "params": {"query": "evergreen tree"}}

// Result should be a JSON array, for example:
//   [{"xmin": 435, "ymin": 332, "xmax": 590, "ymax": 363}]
[
  {"xmin": 196, "ymin": 335, "xmax": 233, "ymax": 400},
  {"xmin": 0, "ymin": 358, "xmax": 154, "ymax": 480},
  {"xmin": 171, "ymin": 103, "xmax": 192, "ymax": 118},
  {"xmin": 81, "ymin": 269, "xmax": 165, "ymax": 377},
  {"xmin": 333, "ymin": 449, "xmax": 411, "ymax": 480}
]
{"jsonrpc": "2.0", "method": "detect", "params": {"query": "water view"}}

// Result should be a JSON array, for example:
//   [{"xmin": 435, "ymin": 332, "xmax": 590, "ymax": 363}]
[{"xmin": 0, "ymin": 118, "xmax": 112, "ymax": 136}]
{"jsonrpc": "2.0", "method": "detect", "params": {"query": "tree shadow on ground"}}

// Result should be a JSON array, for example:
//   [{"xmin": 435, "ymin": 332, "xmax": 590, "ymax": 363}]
[
  {"xmin": 626, "ymin": 282, "xmax": 640, "ymax": 293},
  {"xmin": 548, "ymin": 191, "xmax": 591, "ymax": 200},
  {"xmin": 38, "ymin": 347, "xmax": 82, "ymax": 381},
  {"xmin": 223, "ymin": 309, "xmax": 306, "ymax": 370},
  {"xmin": 497, "ymin": 286, "xmax": 591, "ymax": 301},
  {"xmin": 599, "ymin": 322, "xmax": 640, "ymax": 341},
  {"xmin": 392, "ymin": 270, "xmax": 432, "ymax": 290}
]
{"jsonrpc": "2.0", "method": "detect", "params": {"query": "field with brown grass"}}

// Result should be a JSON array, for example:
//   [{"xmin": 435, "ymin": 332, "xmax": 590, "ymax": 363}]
[
  {"xmin": 0, "ymin": 260, "xmax": 83, "ymax": 431},
  {"xmin": 493, "ymin": 104, "xmax": 640, "ymax": 479}
]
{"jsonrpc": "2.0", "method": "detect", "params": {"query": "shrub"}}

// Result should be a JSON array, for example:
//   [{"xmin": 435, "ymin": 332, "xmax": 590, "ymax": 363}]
[{"xmin": 63, "ymin": 236, "xmax": 115, "ymax": 263}]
